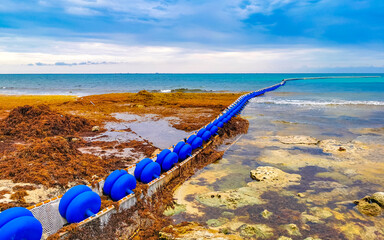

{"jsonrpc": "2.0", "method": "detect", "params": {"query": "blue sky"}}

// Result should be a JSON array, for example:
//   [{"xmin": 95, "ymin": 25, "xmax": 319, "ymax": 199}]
[{"xmin": 0, "ymin": 0, "xmax": 383, "ymax": 73}]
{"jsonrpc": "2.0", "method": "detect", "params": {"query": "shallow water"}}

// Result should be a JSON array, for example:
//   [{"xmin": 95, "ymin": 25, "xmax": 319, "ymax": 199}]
[
  {"xmin": 85, "ymin": 113, "xmax": 190, "ymax": 149},
  {"xmin": 170, "ymin": 96, "xmax": 384, "ymax": 239}
]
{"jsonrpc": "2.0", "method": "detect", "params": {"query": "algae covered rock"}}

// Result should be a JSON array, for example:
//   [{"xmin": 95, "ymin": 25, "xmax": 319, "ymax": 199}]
[
  {"xmin": 250, "ymin": 166, "xmax": 301, "ymax": 183},
  {"xmin": 281, "ymin": 223, "xmax": 301, "ymax": 236},
  {"xmin": 276, "ymin": 135, "xmax": 319, "ymax": 145},
  {"xmin": 163, "ymin": 203, "xmax": 186, "ymax": 216},
  {"xmin": 240, "ymin": 224, "xmax": 274, "ymax": 239},
  {"xmin": 354, "ymin": 196, "xmax": 382, "ymax": 216},
  {"xmin": 206, "ymin": 217, "xmax": 228, "ymax": 227},
  {"xmin": 196, "ymin": 187, "xmax": 264, "ymax": 210},
  {"xmin": 261, "ymin": 209, "xmax": 273, "ymax": 219}
]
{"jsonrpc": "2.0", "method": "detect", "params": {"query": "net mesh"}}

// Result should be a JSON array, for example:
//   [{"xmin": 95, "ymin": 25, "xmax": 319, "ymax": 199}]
[{"xmin": 30, "ymin": 199, "xmax": 67, "ymax": 239}]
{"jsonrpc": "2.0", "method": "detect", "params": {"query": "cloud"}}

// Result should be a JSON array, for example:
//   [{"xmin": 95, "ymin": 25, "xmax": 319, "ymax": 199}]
[
  {"xmin": 28, "ymin": 61, "xmax": 118, "ymax": 66},
  {"xmin": 0, "ymin": 39, "xmax": 383, "ymax": 73},
  {"xmin": 0, "ymin": 0, "xmax": 383, "ymax": 73}
]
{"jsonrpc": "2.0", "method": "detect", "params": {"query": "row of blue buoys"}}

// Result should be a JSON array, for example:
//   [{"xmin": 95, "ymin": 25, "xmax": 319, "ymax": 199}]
[{"xmin": 0, "ymin": 84, "xmax": 283, "ymax": 239}]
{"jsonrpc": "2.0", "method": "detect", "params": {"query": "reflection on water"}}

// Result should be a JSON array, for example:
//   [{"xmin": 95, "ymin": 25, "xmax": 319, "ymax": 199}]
[
  {"xmin": 85, "ymin": 113, "xmax": 190, "ymax": 149},
  {"xmin": 170, "ymin": 100, "xmax": 384, "ymax": 239}
]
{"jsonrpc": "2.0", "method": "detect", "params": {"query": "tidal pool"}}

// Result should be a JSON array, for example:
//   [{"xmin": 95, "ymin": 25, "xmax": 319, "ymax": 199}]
[{"xmin": 169, "ymin": 98, "xmax": 384, "ymax": 239}]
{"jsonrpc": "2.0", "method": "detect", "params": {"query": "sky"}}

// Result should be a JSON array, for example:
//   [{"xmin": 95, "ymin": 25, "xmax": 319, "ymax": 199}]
[{"xmin": 0, "ymin": 0, "xmax": 383, "ymax": 73}]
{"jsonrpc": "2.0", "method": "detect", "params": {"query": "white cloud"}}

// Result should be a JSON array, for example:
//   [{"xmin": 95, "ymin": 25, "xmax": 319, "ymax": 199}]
[{"xmin": 0, "ymin": 38, "xmax": 383, "ymax": 73}]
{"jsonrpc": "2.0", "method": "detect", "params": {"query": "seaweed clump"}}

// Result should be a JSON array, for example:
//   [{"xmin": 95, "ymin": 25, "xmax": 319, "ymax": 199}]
[
  {"xmin": 0, "ymin": 136, "xmax": 124, "ymax": 188},
  {"xmin": 0, "ymin": 105, "xmax": 91, "ymax": 140}
]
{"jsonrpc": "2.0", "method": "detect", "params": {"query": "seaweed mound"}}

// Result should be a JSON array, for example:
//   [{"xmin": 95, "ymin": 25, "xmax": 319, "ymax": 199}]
[
  {"xmin": 0, "ymin": 105, "xmax": 91, "ymax": 140},
  {"xmin": 0, "ymin": 137, "xmax": 122, "ymax": 187}
]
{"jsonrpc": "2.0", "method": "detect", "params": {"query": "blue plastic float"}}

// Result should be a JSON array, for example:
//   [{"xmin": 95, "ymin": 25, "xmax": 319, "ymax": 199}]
[
  {"xmin": 0, "ymin": 207, "xmax": 42, "ymax": 240},
  {"xmin": 104, "ymin": 170, "xmax": 136, "ymax": 201},
  {"xmin": 59, "ymin": 185, "xmax": 101, "ymax": 223},
  {"xmin": 134, "ymin": 158, "xmax": 161, "ymax": 183}
]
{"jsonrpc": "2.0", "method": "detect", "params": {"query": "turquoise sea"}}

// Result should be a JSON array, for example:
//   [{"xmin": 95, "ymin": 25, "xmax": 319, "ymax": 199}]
[{"xmin": 0, "ymin": 74, "xmax": 383, "ymax": 104}]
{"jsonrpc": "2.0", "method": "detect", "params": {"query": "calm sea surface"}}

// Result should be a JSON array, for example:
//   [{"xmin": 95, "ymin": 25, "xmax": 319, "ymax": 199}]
[{"xmin": 0, "ymin": 73, "xmax": 383, "ymax": 103}]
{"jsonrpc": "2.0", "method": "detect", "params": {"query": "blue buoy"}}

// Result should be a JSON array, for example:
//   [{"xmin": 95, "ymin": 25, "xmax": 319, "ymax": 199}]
[
  {"xmin": 134, "ymin": 158, "xmax": 153, "ymax": 181},
  {"xmin": 0, "ymin": 215, "xmax": 43, "ymax": 240},
  {"xmin": 134, "ymin": 158, "xmax": 161, "ymax": 183},
  {"xmin": 140, "ymin": 162, "xmax": 161, "ymax": 183},
  {"xmin": 110, "ymin": 173, "xmax": 136, "ymax": 201},
  {"xmin": 186, "ymin": 135, "xmax": 197, "ymax": 145},
  {"xmin": 201, "ymin": 130, "xmax": 211, "ymax": 141},
  {"xmin": 104, "ymin": 170, "xmax": 136, "ymax": 201},
  {"xmin": 103, "ymin": 170, "xmax": 128, "ymax": 195},
  {"xmin": 173, "ymin": 141, "xmax": 185, "ymax": 154},
  {"xmin": 206, "ymin": 123, "xmax": 214, "ymax": 131},
  {"xmin": 156, "ymin": 149, "xmax": 171, "ymax": 167},
  {"xmin": 65, "ymin": 191, "xmax": 101, "ymax": 223},
  {"xmin": 196, "ymin": 128, "xmax": 206, "ymax": 137},
  {"xmin": 0, "ymin": 207, "xmax": 33, "ymax": 229},
  {"xmin": 191, "ymin": 137, "xmax": 203, "ymax": 149},
  {"xmin": 210, "ymin": 125, "xmax": 219, "ymax": 135},
  {"xmin": 161, "ymin": 152, "xmax": 178, "ymax": 171},
  {"xmin": 178, "ymin": 144, "xmax": 192, "ymax": 161},
  {"xmin": 217, "ymin": 121, "xmax": 224, "ymax": 128},
  {"xmin": 59, "ymin": 185, "xmax": 91, "ymax": 219}
]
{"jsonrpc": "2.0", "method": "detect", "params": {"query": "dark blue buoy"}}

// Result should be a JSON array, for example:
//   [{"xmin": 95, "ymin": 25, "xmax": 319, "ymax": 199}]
[
  {"xmin": 156, "ymin": 149, "xmax": 171, "ymax": 167},
  {"xmin": 59, "ymin": 185, "xmax": 101, "ymax": 223},
  {"xmin": 59, "ymin": 185, "xmax": 91, "ymax": 219},
  {"xmin": 178, "ymin": 144, "xmax": 192, "ymax": 161},
  {"xmin": 134, "ymin": 158, "xmax": 161, "ymax": 183},
  {"xmin": 104, "ymin": 170, "xmax": 136, "ymax": 201},
  {"xmin": 201, "ymin": 130, "xmax": 211, "ymax": 141},
  {"xmin": 0, "ymin": 215, "xmax": 43, "ymax": 240},
  {"xmin": 110, "ymin": 173, "xmax": 136, "ymax": 201},
  {"xmin": 173, "ymin": 141, "xmax": 185, "ymax": 154},
  {"xmin": 186, "ymin": 135, "xmax": 197, "ymax": 145},
  {"xmin": 65, "ymin": 191, "xmax": 101, "ymax": 223},
  {"xmin": 134, "ymin": 158, "xmax": 153, "ymax": 181},
  {"xmin": 140, "ymin": 162, "xmax": 161, "ymax": 183},
  {"xmin": 103, "ymin": 169, "xmax": 128, "ymax": 196},
  {"xmin": 191, "ymin": 137, "xmax": 203, "ymax": 149}
]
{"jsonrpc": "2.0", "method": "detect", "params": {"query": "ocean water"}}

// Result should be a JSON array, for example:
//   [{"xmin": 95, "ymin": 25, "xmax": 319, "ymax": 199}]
[
  {"xmin": 165, "ymin": 75, "xmax": 384, "ymax": 239},
  {"xmin": 0, "ymin": 73, "xmax": 383, "ymax": 103}
]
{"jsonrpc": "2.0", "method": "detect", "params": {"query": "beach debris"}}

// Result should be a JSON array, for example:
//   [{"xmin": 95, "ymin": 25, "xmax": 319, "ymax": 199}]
[
  {"xmin": 276, "ymin": 135, "xmax": 319, "ymax": 145},
  {"xmin": 92, "ymin": 125, "xmax": 100, "ymax": 132},
  {"xmin": 354, "ymin": 196, "xmax": 382, "ymax": 216},
  {"xmin": 261, "ymin": 209, "xmax": 273, "ymax": 219},
  {"xmin": 239, "ymin": 224, "xmax": 274, "ymax": 239},
  {"xmin": 281, "ymin": 223, "xmax": 301, "ymax": 236}
]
